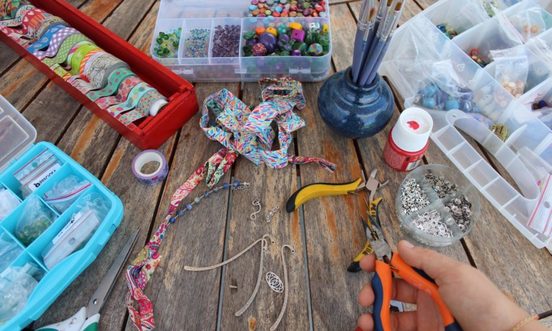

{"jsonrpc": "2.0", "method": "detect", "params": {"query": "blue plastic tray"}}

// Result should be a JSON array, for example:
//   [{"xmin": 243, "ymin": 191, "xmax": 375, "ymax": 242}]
[{"xmin": 0, "ymin": 97, "xmax": 123, "ymax": 330}]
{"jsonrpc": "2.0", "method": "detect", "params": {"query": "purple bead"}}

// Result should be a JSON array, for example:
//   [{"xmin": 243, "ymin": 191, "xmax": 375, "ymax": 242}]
[
  {"xmin": 279, "ymin": 33, "xmax": 290, "ymax": 43},
  {"xmin": 291, "ymin": 29, "xmax": 305, "ymax": 42},
  {"xmin": 252, "ymin": 0, "xmax": 259, "ymax": 4},
  {"xmin": 291, "ymin": 49, "xmax": 302, "ymax": 56},
  {"xmin": 259, "ymin": 32, "xmax": 277, "ymax": 52}
]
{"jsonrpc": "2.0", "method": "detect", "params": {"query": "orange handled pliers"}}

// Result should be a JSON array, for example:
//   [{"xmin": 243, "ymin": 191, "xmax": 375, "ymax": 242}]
[{"xmin": 368, "ymin": 225, "xmax": 463, "ymax": 331}]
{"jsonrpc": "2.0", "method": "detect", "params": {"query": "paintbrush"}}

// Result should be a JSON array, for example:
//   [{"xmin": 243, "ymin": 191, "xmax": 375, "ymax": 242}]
[
  {"xmin": 351, "ymin": 0, "xmax": 376, "ymax": 83},
  {"xmin": 359, "ymin": 0, "xmax": 405, "ymax": 87}
]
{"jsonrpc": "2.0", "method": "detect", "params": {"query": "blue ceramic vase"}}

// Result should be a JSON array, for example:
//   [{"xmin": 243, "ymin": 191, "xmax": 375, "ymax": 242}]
[{"xmin": 318, "ymin": 67, "xmax": 394, "ymax": 139}]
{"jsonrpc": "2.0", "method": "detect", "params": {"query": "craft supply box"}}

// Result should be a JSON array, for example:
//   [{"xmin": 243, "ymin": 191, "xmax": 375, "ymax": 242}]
[
  {"xmin": 380, "ymin": 0, "xmax": 552, "ymax": 249},
  {"xmin": 0, "ymin": 96, "xmax": 123, "ymax": 330},
  {"xmin": 0, "ymin": 0, "xmax": 198, "ymax": 150},
  {"xmin": 151, "ymin": 0, "xmax": 332, "ymax": 82}
]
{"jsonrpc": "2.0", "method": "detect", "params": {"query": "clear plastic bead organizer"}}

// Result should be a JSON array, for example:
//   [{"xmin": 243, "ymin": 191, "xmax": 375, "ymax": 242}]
[
  {"xmin": 380, "ymin": 0, "xmax": 552, "ymax": 249},
  {"xmin": 0, "ymin": 96, "xmax": 123, "ymax": 330},
  {"xmin": 151, "ymin": 0, "xmax": 332, "ymax": 82}
]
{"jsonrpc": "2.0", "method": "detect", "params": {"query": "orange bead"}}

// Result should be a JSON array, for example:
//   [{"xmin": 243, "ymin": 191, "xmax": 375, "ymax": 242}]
[{"xmin": 256, "ymin": 26, "xmax": 266, "ymax": 35}]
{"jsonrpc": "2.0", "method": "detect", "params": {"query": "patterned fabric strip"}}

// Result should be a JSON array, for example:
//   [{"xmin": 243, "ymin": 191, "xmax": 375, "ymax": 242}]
[
  {"xmin": 107, "ymin": 83, "xmax": 153, "ymax": 116},
  {"xmin": 126, "ymin": 148, "xmax": 237, "ymax": 331},
  {"xmin": 200, "ymin": 86, "xmax": 335, "ymax": 171},
  {"xmin": 79, "ymin": 49, "xmax": 102, "ymax": 75},
  {"xmin": 67, "ymin": 76, "xmax": 98, "ymax": 95},
  {"xmin": 260, "ymin": 76, "xmax": 306, "ymax": 109},
  {"xmin": 33, "ymin": 16, "xmax": 65, "ymax": 41},
  {"xmin": 86, "ymin": 67, "xmax": 135, "ymax": 101},
  {"xmin": 95, "ymin": 75, "xmax": 142, "ymax": 109},
  {"xmin": 33, "ymin": 27, "xmax": 79, "ymax": 59},
  {"xmin": 0, "ymin": 24, "xmax": 31, "ymax": 47},
  {"xmin": 26, "ymin": 23, "xmax": 65, "ymax": 53}
]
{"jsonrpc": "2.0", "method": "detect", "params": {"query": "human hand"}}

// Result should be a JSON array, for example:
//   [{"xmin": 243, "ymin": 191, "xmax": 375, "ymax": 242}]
[{"xmin": 356, "ymin": 240, "xmax": 546, "ymax": 331}]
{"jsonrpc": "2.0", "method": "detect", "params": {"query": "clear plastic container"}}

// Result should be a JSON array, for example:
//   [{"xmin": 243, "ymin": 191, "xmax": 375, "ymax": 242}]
[
  {"xmin": 150, "ymin": 0, "xmax": 332, "ymax": 82},
  {"xmin": 0, "ymin": 96, "xmax": 123, "ymax": 330},
  {"xmin": 381, "ymin": 0, "xmax": 552, "ymax": 249},
  {"xmin": 396, "ymin": 165, "xmax": 480, "ymax": 247}
]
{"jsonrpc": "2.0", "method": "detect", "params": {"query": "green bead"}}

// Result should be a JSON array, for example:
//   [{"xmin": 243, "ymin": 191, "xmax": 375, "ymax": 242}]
[
  {"xmin": 243, "ymin": 45, "xmax": 253, "ymax": 56},
  {"xmin": 244, "ymin": 31, "xmax": 256, "ymax": 40}
]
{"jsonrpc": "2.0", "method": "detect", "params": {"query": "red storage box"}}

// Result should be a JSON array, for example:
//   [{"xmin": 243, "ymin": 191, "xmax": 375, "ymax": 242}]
[{"xmin": 0, "ymin": 0, "xmax": 198, "ymax": 150}]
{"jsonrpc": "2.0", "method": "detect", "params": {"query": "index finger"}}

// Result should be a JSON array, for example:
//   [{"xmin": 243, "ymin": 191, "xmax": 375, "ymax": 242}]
[{"xmin": 360, "ymin": 254, "xmax": 376, "ymax": 272}]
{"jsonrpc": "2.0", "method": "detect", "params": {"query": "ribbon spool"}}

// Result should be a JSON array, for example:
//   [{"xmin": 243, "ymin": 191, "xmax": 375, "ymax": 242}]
[{"xmin": 131, "ymin": 150, "xmax": 169, "ymax": 185}]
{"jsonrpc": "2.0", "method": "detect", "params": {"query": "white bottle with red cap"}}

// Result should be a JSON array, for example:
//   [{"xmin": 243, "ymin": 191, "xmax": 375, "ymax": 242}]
[{"xmin": 383, "ymin": 107, "xmax": 433, "ymax": 172}]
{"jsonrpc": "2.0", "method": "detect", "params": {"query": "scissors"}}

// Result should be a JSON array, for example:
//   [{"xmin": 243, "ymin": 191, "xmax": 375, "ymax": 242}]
[
  {"xmin": 368, "ymin": 223, "xmax": 463, "ymax": 331},
  {"xmin": 36, "ymin": 231, "xmax": 139, "ymax": 331}
]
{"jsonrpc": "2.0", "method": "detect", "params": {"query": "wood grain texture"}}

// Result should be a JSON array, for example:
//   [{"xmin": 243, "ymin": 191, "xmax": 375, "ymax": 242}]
[
  {"xmin": 120, "ymin": 83, "xmax": 238, "ymax": 331},
  {"xmin": 218, "ymin": 83, "xmax": 310, "ymax": 331}
]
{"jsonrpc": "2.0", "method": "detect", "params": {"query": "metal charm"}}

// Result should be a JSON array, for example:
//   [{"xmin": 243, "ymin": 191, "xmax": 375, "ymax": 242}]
[
  {"xmin": 250, "ymin": 199, "xmax": 262, "ymax": 221},
  {"xmin": 265, "ymin": 272, "xmax": 284, "ymax": 293},
  {"xmin": 270, "ymin": 245, "xmax": 295, "ymax": 331},
  {"xmin": 265, "ymin": 207, "xmax": 279, "ymax": 223}
]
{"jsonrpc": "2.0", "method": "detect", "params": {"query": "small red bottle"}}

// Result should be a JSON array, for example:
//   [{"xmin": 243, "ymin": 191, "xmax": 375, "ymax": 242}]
[{"xmin": 383, "ymin": 107, "xmax": 433, "ymax": 172}]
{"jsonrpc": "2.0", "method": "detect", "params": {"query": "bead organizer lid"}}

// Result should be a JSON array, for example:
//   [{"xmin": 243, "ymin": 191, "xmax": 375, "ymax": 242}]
[{"xmin": 0, "ymin": 96, "xmax": 37, "ymax": 172}]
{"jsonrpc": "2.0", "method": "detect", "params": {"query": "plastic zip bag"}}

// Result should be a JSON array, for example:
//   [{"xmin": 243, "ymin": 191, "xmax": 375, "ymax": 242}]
[
  {"xmin": 15, "ymin": 196, "xmax": 55, "ymax": 246},
  {"xmin": 490, "ymin": 47, "xmax": 529, "ymax": 97},
  {"xmin": 0, "ymin": 189, "xmax": 20, "ymax": 221},
  {"xmin": 507, "ymin": 6, "xmax": 550, "ymax": 41},
  {"xmin": 42, "ymin": 192, "xmax": 108, "ymax": 269},
  {"xmin": 0, "ymin": 235, "xmax": 22, "ymax": 273},
  {"xmin": 0, "ymin": 263, "xmax": 42, "ymax": 324},
  {"xmin": 43, "ymin": 175, "xmax": 91, "ymax": 213}
]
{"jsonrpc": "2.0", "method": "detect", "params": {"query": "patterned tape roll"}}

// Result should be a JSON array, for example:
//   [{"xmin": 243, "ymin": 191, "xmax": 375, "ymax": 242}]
[
  {"xmin": 118, "ymin": 89, "xmax": 167, "ymax": 125},
  {"xmin": 33, "ymin": 15, "xmax": 65, "ymax": 40},
  {"xmin": 42, "ymin": 33, "xmax": 90, "ymax": 67},
  {"xmin": 86, "ymin": 67, "xmax": 135, "ymax": 101},
  {"xmin": 69, "ymin": 43, "xmax": 100, "ymax": 75},
  {"xmin": 95, "ymin": 75, "xmax": 142, "ymax": 109},
  {"xmin": 1, "ymin": 25, "xmax": 30, "ymax": 47},
  {"xmin": 67, "ymin": 76, "xmax": 97, "ymax": 94},
  {"xmin": 19, "ymin": 8, "xmax": 49, "ymax": 41},
  {"xmin": 27, "ymin": 23, "xmax": 66, "ymax": 53},
  {"xmin": 0, "ymin": 4, "xmax": 33, "ymax": 27},
  {"xmin": 108, "ymin": 82, "xmax": 153, "ymax": 116},
  {"xmin": 33, "ymin": 27, "xmax": 78, "ymax": 59},
  {"xmin": 1, "ymin": 0, "xmax": 21, "ymax": 20},
  {"xmin": 84, "ymin": 53, "xmax": 128, "ymax": 89},
  {"xmin": 79, "ymin": 49, "xmax": 102, "ymax": 75},
  {"xmin": 131, "ymin": 150, "xmax": 168, "ymax": 185}
]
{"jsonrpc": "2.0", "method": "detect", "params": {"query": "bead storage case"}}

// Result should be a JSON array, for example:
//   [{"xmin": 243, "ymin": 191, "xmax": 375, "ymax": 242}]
[
  {"xmin": 151, "ymin": 0, "xmax": 332, "ymax": 82},
  {"xmin": 0, "ymin": 0, "xmax": 198, "ymax": 150},
  {"xmin": 396, "ymin": 165, "xmax": 481, "ymax": 247},
  {"xmin": 0, "ymin": 96, "xmax": 123, "ymax": 330},
  {"xmin": 380, "ymin": 0, "xmax": 552, "ymax": 249}
]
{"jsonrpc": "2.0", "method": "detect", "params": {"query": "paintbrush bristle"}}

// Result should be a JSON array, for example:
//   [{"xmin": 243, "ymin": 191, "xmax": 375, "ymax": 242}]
[
  {"xmin": 395, "ymin": 1, "xmax": 403, "ymax": 10},
  {"xmin": 369, "ymin": 7, "xmax": 376, "ymax": 18}
]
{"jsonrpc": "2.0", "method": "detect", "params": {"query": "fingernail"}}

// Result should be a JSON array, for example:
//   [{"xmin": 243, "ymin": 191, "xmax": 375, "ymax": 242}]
[
  {"xmin": 402, "ymin": 240, "xmax": 415, "ymax": 249},
  {"xmin": 355, "ymin": 327, "xmax": 363, "ymax": 331}
]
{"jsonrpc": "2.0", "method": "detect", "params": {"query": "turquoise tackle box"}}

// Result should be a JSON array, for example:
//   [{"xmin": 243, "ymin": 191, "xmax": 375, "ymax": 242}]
[{"xmin": 0, "ymin": 96, "xmax": 124, "ymax": 330}]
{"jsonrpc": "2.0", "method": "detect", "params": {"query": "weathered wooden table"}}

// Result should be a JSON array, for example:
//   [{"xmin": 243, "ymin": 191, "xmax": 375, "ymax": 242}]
[{"xmin": 1, "ymin": 0, "xmax": 551, "ymax": 330}]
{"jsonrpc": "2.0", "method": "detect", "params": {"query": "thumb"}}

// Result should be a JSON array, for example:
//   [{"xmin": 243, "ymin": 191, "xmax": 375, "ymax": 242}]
[{"xmin": 397, "ymin": 240, "xmax": 461, "ymax": 285}]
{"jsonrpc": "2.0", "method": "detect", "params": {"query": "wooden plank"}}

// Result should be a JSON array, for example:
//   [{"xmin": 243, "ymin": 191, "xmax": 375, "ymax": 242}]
[
  {"xmin": 217, "ymin": 84, "xmax": 310, "ymax": 331},
  {"xmin": 329, "ymin": 4, "xmax": 356, "ymax": 73},
  {"xmin": 117, "ymin": 85, "xmax": 237, "ymax": 331}
]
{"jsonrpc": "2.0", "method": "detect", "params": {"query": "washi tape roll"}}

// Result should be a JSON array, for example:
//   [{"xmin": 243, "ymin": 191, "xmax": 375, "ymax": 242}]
[
  {"xmin": 131, "ymin": 150, "xmax": 168, "ymax": 185},
  {"xmin": 33, "ymin": 16, "xmax": 66, "ymax": 41},
  {"xmin": 86, "ymin": 67, "xmax": 135, "ymax": 101},
  {"xmin": 84, "ymin": 53, "xmax": 128, "ymax": 89},
  {"xmin": 69, "ymin": 43, "xmax": 100, "ymax": 75},
  {"xmin": 0, "ymin": 4, "xmax": 33, "ymax": 27},
  {"xmin": 27, "ymin": 23, "xmax": 66, "ymax": 53},
  {"xmin": 1, "ymin": 0, "xmax": 21, "ymax": 20},
  {"xmin": 95, "ymin": 75, "xmax": 142, "ymax": 109},
  {"xmin": 118, "ymin": 89, "xmax": 167, "ymax": 125},
  {"xmin": 108, "ymin": 82, "xmax": 154, "ymax": 117},
  {"xmin": 42, "ymin": 33, "xmax": 90, "ymax": 66},
  {"xmin": 33, "ymin": 27, "xmax": 78, "ymax": 59}
]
